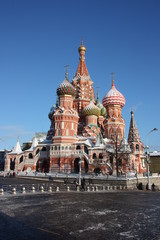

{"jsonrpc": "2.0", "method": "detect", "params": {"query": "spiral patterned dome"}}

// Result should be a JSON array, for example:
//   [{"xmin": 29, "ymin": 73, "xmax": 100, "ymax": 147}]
[
  {"xmin": 57, "ymin": 78, "xmax": 75, "ymax": 96},
  {"xmin": 102, "ymin": 80, "xmax": 125, "ymax": 108},
  {"xmin": 96, "ymin": 97, "xmax": 107, "ymax": 117},
  {"xmin": 83, "ymin": 101, "xmax": 100, "ymax": 117}
]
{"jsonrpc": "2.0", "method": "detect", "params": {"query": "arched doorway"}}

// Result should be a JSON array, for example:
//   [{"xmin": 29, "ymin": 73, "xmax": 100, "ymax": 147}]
[
  {"xmin": 74, "ymin": 158, "xmax": 88, "ymax": 173},
  {"xmin": 42, "ymin": 147, "xmax": 47, "ymax": 151},
  {"xmin": 36, "ymin": 160, "xmax": 42, "ymax": 172},
  {"xmin": 74, "ymin": 158, "xmax": 80, "ymax": 173},
  {"xmin": 42, "ymin": 159, "xmax": 49, "ymax": 173},
  {"xmin": 10, "ymin": 158, "xmax": 15, "ymax": 171},
  {"xmin": 84, "ymin": 159, "xmax": 88, "ymax": 173}
]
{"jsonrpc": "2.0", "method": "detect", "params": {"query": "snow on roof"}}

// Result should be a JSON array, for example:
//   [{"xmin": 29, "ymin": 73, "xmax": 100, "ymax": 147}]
[
  {"xmin": 150, "ymin": 151, "xmax": 160, "ymax": 156},
  {"xmin": 103, "ymin": 138, "xmax": 111, "ymax": 143},
  {"xmin": 84, "ymin": 138, "xmax": 94, "ymax": 147},
  {"xmin": 94, "ymin": 134, "xmax": 106, "ymax": 148},
  {"xmin": 25, "ymin": 137, "xmax": 39, "ymax": 152},
  {"xmin": 10, "ymin": 138, "xmax": 22, "ymax": 154}
]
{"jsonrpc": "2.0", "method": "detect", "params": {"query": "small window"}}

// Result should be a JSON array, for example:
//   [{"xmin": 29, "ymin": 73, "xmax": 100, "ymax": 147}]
[{"xmin": 136, "ymin": 144, "xmax": 139, "ymax": 151}]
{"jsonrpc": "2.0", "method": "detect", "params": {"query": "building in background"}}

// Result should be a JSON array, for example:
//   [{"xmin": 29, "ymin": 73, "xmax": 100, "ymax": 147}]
[
  {"xmin": 4, "ymin": 42, "xmax": 146, "ymax": 176},
  {"xmin": 149, "ymin": 151, "xmax": 160, "ymax": 174},
  {"xmin": 0, "ymin": 150, "xmax": 9, "ymax": 171}
]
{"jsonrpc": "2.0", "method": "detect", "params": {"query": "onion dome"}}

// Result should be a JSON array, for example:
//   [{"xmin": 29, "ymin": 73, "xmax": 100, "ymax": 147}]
[
  {"xmin": 48, "ymin": 104, "xmax": 56, "ymax": 120},
  {"xmin": 96, "ymin": 90, "xmax": 107, "ymax": 117},
  {"xmin": 78, "ymin": 40, "xmax": 86, "ymax": 53},
  {"xmin": 57, "ymin": 70, "xmax": 75, "ymax": 96},
  {"xmin": 83, "ymin": 100, "xmax": 100, "ymax": 117},
  {"xmin": 102, "ymin": 79, "xmax": 125, "ymax": 108}
]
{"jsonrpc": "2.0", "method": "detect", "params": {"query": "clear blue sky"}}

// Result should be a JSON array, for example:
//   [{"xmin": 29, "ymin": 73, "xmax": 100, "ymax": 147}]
[{"xmin": 0, "ymin": 0, "xmax": 160, "ymax": 151}]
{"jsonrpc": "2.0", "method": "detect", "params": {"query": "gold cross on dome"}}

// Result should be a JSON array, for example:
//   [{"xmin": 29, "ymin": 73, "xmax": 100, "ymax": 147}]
[
  {"xmin": 111, "ymin": 72, "xmax": 114, "ymax": 85},
  {"xmin": 64, "ymin": 65, "xmax": 69, "ymax": 79},
  {"xmin": 111, "ymin": 72, "xmax": 114, "ymax": 80},
  {"xmin": 81, "ymin": 36, "xmax": 83, "ymax": 45},
  {"xmin": 96, "ymin": 86, "xmax": 100, "ymax": 98}
]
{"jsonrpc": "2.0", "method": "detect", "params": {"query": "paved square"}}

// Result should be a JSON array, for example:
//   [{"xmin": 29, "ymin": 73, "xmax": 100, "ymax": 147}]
[{"xmin": 0, "ymin": 190, "xmax": 160, "ymax": 240}]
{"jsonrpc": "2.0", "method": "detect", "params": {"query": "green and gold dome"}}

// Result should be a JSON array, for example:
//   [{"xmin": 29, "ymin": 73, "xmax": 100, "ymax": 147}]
[
  {"xmin": 83, "ymin": 101, "xmax": 100, "ymax": 117},
  {"xmin": 96, "ymin": 95, "xmax": 107, "ymax": 117},
  {"xmin": 57, "ymin": 72, "xmax": 75, "ymax": 97}
]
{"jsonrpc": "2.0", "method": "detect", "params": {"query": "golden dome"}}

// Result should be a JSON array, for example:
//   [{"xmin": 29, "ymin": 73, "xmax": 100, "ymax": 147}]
[{"xmin": 78, "ymin": 40, "xmax": 86, "ymax": 53}]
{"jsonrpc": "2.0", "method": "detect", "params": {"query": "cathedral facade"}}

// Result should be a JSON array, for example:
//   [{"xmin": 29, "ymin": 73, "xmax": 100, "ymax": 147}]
[{"xmin": 5, "ymin": 42, "xmax": 146, "ymax": 176}]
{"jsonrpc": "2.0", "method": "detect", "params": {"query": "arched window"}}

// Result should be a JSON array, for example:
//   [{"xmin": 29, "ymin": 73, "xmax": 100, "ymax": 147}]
[
  {"xmin": 69, "ymin": 146, "xmax": 71, "ymax": 150},
  {"xmin": 99, "ymin": 153, "xmax": 103, "ymax": 159},
  {"xmin": 19, "ymin": 156, "xmax": 23, "ymax": 163},
  {"xmin": 93, "ymin": 153, "xmax": 97, "ymax": 159},
  {"xmin": 62, "ymin": 146, "xmax": 64, "ymax": 150},
  {"xmin": 29, "ymin": 153, "xmax": 33, "ymax": 159},
  {"xmin": 55, "ymin": 146, "xmax": 57, "ymax": 150},
  {"xmin": 65, "ymin": 146, "xmax": 68, "ymax": 150},
  {"xmin": 136, "ymin": 144, "xmax": 139, "ymax": 151},
  {"xmin": 76, "ymin": 145, "xmax": 81, "ymax": 150},
  {"xmin": 58, "ymin": 129, "xmax": 61, "ymax": 136}
]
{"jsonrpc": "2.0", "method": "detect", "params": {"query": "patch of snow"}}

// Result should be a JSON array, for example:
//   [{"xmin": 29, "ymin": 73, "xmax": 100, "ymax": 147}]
[{"xmin": 119, "ymin": 231, "xmax": 134, "ymax": 238}]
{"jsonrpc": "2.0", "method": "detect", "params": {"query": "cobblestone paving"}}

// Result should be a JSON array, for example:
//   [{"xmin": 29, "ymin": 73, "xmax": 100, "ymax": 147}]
[{"xmin": 0, "ymin": 177, "xmax": 160, "ymax": 240}]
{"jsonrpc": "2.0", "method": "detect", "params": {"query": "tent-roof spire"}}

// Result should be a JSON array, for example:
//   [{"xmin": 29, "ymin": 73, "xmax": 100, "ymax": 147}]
[
  {"xmin": 128, "ymin": 110, "xmax": 141, "ymax": 143},
  {"xmin": 75, "ymin": 40, "xmax": 89, "ymax": 77}
]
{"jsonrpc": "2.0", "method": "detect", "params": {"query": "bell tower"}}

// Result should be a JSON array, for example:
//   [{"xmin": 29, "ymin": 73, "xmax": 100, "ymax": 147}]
[
  {"xmin": 72, "ymin": 41, "xmax": 95, "ymax": 134},
  {"xmin": 102, "ymin": 75, "xmax": 125, "ymax": 142}
]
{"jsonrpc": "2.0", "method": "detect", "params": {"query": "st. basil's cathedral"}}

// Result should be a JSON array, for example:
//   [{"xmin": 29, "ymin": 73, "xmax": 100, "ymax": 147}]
[{"xmin": 5, "ymin": 42, "xmax": 146, "ymax": 176}]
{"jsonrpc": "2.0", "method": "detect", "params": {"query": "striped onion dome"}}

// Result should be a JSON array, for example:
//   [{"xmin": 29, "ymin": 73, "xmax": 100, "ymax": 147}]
[
  {"xmin": 102, "ymin": 80, "xmax": 125, "ymax": 108},
  {"xmin": 57, "ymin": 73, "xmax": 75, "ymax": 96},
  {"xmin": 96, "ymin": 94, "xmax": 107, "ymax": 117},
  {"xmin": 83, "ymin": 100, "xmax": 100, "ymax": 117}
]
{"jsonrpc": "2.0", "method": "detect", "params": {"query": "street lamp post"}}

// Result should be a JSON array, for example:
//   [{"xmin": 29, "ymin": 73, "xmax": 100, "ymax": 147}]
[
  {"xmin": 145, "ymin": 128, "xmax": 158, "ymax": 190},
  {"xmin": 79, "ymin": 153, "xmax": 82, "ymax": 186}
]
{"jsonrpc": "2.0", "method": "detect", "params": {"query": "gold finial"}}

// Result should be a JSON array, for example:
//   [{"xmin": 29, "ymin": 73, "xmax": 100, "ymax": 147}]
[
  {"xmin": 64, "ymin": 65, "xmax": 69, "ymax": 79},
  {"xmin": 96, "ymin": 86, "xmax": 99, "ymax": 99},
  {"xmin": 131, "ymin": 108, "xmax": 134, "ymax": 115},
  {"xmin": 78, "ymin": 37, "xmax": 86, "ymax": 53},
  {"xmin": 111, "ymin": 72, "xmax": 114, "ymax": 85},
  {"xmin": 81, "ymin": 36, "xmax": 83, "ymax": 46}
]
